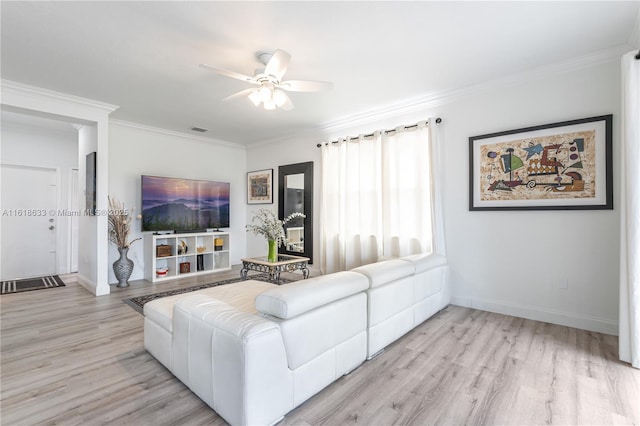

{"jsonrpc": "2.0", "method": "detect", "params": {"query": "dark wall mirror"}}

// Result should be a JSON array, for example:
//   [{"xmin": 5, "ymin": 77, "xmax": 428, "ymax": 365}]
[{"xmin": 278, "ymin": 161, "xmax": 313, "ymax": 263}]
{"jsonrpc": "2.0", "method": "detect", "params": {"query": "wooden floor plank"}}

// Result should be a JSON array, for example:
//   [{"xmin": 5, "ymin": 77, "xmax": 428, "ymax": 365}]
[{"xmin": 2, "ymin": 273, "xmax": 639, "ymax": 425}]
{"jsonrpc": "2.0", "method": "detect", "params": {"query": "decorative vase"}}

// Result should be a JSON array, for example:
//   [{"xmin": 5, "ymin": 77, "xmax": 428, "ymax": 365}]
[
  {"xmin": 113, "ymin": 246, "xmax": 134, "ymax": 287},
  {"xmin": 267, "ymin": 239, "xmax": 278, "ymax": 262}
]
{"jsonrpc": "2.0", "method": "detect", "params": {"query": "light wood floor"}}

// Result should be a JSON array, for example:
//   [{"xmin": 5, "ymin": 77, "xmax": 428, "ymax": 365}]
[{"xmin": 1, "ymin": 272, "xmax": 639, "ymax": 425}]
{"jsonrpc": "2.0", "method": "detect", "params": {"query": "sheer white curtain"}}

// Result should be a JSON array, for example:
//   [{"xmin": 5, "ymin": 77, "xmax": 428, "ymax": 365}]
[
  {"xmin": 320, "ymin": 119, "xmax": 445, "ymax": 274},
  {"xmin": 619, "ymin": 51, "xmax": 640, "ymax": 369}
]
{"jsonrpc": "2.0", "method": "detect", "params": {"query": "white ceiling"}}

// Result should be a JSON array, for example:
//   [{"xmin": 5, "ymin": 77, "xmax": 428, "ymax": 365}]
[{"xmin": 1, "ymin": 1, "xmax": 638, "ymax": 145}]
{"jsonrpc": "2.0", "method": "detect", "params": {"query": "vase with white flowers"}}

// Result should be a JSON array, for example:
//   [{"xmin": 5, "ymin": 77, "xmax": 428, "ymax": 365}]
[
  {"xmin": 108, "ymin": 196, "xmax": 141, "ymax": 287},
  {"xmin": 246, "ymin": 208, "xmax": 306, "ymax": 262}
]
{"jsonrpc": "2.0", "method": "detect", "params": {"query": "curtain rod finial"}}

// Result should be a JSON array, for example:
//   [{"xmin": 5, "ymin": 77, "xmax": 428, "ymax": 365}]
[{"xmin": 435, "ymin": 118, "xmax": 442, "ymax": 124}]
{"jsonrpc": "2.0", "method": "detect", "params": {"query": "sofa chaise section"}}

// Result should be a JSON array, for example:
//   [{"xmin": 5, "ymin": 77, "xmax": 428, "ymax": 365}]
[
  {"xmin": 143, "ymin": 280, "xmax": 276, "ymax": 370},
  {"xmin": 144, "ymin": 272, "xmax": 369, "ymax": 426}
]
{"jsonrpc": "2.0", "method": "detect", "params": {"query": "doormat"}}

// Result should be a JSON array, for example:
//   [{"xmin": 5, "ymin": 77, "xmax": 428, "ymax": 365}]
[
  {"xmin": 123, "ymin": 273, "xmax": 294, "ymax": 315},
  {"xmin": 1, "ymin": 275, "xmax": 65, "ymax": 295}
]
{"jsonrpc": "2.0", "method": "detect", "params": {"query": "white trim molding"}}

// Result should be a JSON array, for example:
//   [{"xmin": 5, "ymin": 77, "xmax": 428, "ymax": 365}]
[
  {"xmin": 1, "ymin": 79, "xmax": 118, "ymax": 116},
  {"xmin": 110, "ymin": 119, "xmax": 246, "ymax": 151},
  {"xmin": 451, "ymin": 296, "xmax": 618, "ymax": 336},
  {"xmin": 76, "ymin": 273, "xmax": 109, "ymax": 296},
  {"xmin": 319, "ymin": 44, "xmax": 632, "ymax": 135}
]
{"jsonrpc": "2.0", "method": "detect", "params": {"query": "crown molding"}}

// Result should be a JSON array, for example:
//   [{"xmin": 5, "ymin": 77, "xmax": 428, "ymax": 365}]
[
  {"xmin": 245, "ymin": 126, "xmax": 323, "ymax": 149},
  {"xmin": 319, "ymin": 44, "xmax": 631, "ymax": 135},
  {"xmin": 0, "ymin": 115, "xmax": 79, "ymax": 135},
  {"xmin": 109, "ymin": 119, "xmax": 246, "ymax": 151},
  {"xmin": 1, "ymin": 79, "xmax": 119, "ymax": 114}
]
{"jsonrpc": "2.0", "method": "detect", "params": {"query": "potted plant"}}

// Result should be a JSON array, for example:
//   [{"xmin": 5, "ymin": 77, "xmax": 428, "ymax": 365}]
[
  {"xmin": 108, "ymin": 196, "xmax": 141, "ymax": 287},
  {"xmin": 246, "ymin": 208, "xmax": 305, "ymax": 262}
]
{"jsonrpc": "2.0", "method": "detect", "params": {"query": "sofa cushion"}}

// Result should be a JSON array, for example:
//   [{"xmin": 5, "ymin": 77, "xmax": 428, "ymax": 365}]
[
  {"xmin": 402, "ymin": 253, "xmax": 447, "ymax": 273},
  {"xmin": 367, "ymin": 275, "xmax": 414, "ymax": 326},
  {"xmin": 256, "ymin": 271, "xmax": 368, "ymax": 319},
  {"xmin": 352, "ymin": 259, "xmax": 415, "ymax": 288},
  {"xmin": 144, "ymin": 295, "xmax": 177, "ymax": 333},
  {"xmin": 144, "ymin": 279, "xmax": 275, "ymax": 333},
  {"xmin": 278, "ymin": 292, "xmax": 367, "ymax": 370},
  {"xmin": 175, "ymin": 294, "xmax": 279, "ymax": 338}
]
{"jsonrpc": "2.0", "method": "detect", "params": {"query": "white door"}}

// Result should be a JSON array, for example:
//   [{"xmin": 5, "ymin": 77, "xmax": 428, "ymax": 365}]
[{"xmin": 1, "ymin": 165, "xmax": 58, "ymax": 280}]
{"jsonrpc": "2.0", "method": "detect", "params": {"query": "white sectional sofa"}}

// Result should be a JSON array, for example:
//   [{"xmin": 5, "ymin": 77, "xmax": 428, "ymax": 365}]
[
  {"xmin": 144, "ymin": 253, "xmax": 448, "ymax": 426},
  {"xmin": 353, "ymin": 253, "xmax": 448, "ymax": 358}
]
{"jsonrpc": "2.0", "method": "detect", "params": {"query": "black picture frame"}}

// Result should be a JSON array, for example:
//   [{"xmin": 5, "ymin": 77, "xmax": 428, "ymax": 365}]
[
  {"xmin": 85, "ymin": 152, "xmax": 96, "ymax": 215},
  {"xmin": 247, "ymin": 169, "xmax": 273, "ymax": 204},
  {"xmin": 469, "ymin": 114, "xmax": 613, "ymax": 211}
]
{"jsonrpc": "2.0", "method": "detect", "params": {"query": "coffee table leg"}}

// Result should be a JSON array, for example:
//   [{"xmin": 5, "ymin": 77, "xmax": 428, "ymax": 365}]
[
  {"xmin": 302, "ymin": 267, "xmax": 309, "ymax": 279},
  {"xmin": 240, "ymin": 266, "xmax": 248, "ymax": 280}
]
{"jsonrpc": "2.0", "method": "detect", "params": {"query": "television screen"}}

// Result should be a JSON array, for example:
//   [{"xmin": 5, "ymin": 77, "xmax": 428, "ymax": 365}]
[{"xmin": 141, "ymin": 175, "xmax": 230, "ymax": 232}]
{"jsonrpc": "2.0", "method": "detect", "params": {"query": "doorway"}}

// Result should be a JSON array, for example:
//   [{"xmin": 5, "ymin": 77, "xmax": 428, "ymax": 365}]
[{"xmin": 1, "ymin": 164, "xmax": 58, "ymax": 280}]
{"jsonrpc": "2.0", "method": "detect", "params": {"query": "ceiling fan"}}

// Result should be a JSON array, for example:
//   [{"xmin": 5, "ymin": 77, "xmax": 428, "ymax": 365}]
[{"xmin": 199, "ymin": 49, "xmax": 332, "ymax": 111}]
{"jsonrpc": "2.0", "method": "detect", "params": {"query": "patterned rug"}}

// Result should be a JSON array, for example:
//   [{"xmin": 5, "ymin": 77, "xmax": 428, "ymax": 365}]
[
  {"xmin": 0, "ymin": 275, "xmax": 65, "ymax": 295},
  {"xmin": 123, "ymin": 273, "xmax": 294, "ymax": 315}
]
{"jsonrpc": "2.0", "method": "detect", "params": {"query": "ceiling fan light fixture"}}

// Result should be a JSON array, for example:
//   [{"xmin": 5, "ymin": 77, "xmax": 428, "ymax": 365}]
[
  {"xmin": 248, "ymin": 90, "xmax": 261, "ymax": 106},
  {"xmin": 273, "ymin": 90, "xmax": 287, "ymax": 107},
  {"xmin": 202, "ymin": 48, "xmax": 331, "ymax": 112},
  {"xmin": 258, "ymin": 85, "xmax": 273, "ymax": 103}
]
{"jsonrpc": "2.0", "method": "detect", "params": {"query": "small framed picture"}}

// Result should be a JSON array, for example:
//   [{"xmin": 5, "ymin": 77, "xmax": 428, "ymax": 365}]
[
  {"xmin": 247, "ymin": 169, "xmax": 273, "ymax": 204},
  {"xmin": 85, "ymin": 152, "xmax": 97, "ymax": 215}
]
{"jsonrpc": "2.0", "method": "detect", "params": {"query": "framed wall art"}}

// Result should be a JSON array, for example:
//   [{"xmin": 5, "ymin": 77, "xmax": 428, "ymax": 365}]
[
  {"xmin": 247, "ymin": 168, "xmax": 273, "ymax": 204},
  {"xmin": 469, "ymin": 115, "xmax": 612, "ymax": 211},
  {"xmin": 85, "ymin": 151, "xmax": 97, "ymax": 215}
]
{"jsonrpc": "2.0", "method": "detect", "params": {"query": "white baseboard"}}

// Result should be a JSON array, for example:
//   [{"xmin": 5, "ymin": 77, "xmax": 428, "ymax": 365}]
[
  {"xmin": 450, "ymin": 295, "xmax": 618, "ymax": 336},
  {"xmin": 76, "ymin": 274, "xmax": 109, "ymax": 296}
]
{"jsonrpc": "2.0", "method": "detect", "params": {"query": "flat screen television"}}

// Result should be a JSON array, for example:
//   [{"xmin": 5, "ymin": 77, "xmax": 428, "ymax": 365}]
[{"xmin": 141, "ymin": 175, "xmax": 230, "ymax": 232}]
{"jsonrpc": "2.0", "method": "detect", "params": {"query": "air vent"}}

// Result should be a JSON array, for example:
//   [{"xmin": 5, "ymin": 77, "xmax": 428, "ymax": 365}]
[{"xmin": 191, "ymin": 127, "xmax": 208, "ymax": 133}]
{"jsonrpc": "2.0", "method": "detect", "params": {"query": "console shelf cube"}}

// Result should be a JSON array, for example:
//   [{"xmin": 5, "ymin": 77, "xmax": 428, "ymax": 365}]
[{"xmin": 144, "ymin": 231, "xmax": 231, "ymax": 283}]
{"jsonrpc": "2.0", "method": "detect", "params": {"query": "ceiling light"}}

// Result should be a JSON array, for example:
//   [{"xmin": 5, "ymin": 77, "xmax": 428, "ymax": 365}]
[
  {"xmin": 263, "ymin": 100, "xmax": 277, "ymax": 110},
  {"xmin": 258, "ymin": 85, "xmax": 272, "ymax": 103},
  {"xmin": 248, "ymin": 90, "xmax": 261, "ymax": 106},
  {"xmin": 273, "ymin": 90, "xmax": 287, "ymax": 107}
]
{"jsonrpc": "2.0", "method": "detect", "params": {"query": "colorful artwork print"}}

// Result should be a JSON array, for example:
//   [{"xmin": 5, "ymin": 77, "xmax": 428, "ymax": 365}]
[
  {"xmin": 479, "ymin": 130, "xmax": 596, "ymax": 202},
  {"xmin": 247, "ymin": 169, "xmax": 273, "ymax": 204},
  {"xmin": 250, "ymin": 174, "xmax": 270, "ymax": 198}
]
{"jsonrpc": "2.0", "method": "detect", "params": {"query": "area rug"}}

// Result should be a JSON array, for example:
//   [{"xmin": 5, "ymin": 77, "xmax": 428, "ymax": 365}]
[
  {"xmin": 0, "ymin": 275, "xmax": 66, "ymax": 295},
  {"xmin": 123, "ymin": 273, "xmax": 294, "ymax": 315}
]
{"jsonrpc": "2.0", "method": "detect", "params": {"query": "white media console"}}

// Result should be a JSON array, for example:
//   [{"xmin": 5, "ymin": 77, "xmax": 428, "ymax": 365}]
[{"xmin": 144, "ymin": 231, "xmax": 231, "ymax": 283}]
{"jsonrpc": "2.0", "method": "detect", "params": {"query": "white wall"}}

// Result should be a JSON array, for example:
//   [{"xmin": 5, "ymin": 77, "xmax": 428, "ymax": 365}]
[
  {"xmin": 1, "ymin": 81, "xmax": 116, "ymax": 296},
  {"xmin": 246, "ymin": 137, "xmax": 322, "ymax": 268},
  {"xmin": 246, "ymin": 59, "xmax": 621, "ymax": 334},
  {"xmin": 108, "ymin": 122, "xmax": 246, "ymax": 283},
  {"xmin": 0, "ymin": 117, "xmax": 78, "ymax": 274},
  {"xmin": 77, "ymin": 125, "xmax": 99, "ymax": 286},
  {"xmin": 438, "ymin": 61, "xmax": 620, "ymax": 335}
]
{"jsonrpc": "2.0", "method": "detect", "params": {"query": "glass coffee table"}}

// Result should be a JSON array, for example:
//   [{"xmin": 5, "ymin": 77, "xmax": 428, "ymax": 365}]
[{"xmin": 240, "ymin": 254, "xmax": 310, "ymax": 284}]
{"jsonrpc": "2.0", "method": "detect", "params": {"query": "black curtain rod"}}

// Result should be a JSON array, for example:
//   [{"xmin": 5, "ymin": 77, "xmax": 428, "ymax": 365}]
[
  {"xmin": 636, "ymin": 49, "xmax": 640, "ymax": 60},
  {"xmin": 316, "ymin": 117, "xmax": 442, "ymax": 148}
]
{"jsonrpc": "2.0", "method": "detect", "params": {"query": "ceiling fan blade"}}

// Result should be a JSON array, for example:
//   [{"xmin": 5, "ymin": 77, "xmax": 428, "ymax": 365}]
[
  {"xmin": 264, "ymin": 49, "xmax": 291, "ymax": 80},
  {"xmin": 199, "ymin": 64, "xmax": 257, "ymax": 84},
  {"xmin": 280, "ymin": 92, "xmax": 295, "ymax": 111},
  {"xmin": 279, "ymin": 80, "xmax": 333, "ymax": 92},
  {"xmin": 222, "ymin": 88, "xmax": 257, "ymax": 101}
]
